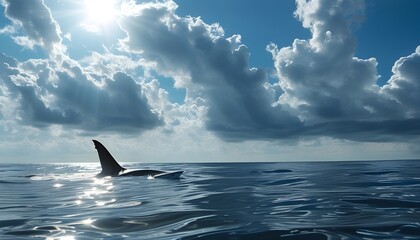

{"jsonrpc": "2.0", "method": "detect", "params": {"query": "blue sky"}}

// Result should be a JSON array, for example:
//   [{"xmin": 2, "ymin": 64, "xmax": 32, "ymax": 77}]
[{"xmin": 0, "ymin": 0, "xmax": 419, "ymax": 163}]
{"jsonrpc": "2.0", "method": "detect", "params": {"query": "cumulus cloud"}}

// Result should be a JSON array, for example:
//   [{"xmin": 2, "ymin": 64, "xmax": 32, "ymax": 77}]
[
  {"xmin": 1, "ymin": 0, "xmax": 419, "ymax": 145},
  {"xmin": 270, "ymin": 0, "xmax": 378, "ymax": 121},
  {"xmin": 114, "ymin": 0, "xmax": 420, "ymax": 142},
  {"xmin": 381, "ymin": 46, "xmax": 420, "ymax": 118},
  {"xmin": 119, "ymin": 0, "xmax": 301, "ymax": 140},
  {"xmin": 0, "ymin": 54, "xmax": 163, "ymax": 134},
  {"xmin": 3, "ymin": 0, "xmax": 63, "ymax": 55},
  {"xmin": 268, "ymin": 0, "xmax": 420, "ymax": 141}
]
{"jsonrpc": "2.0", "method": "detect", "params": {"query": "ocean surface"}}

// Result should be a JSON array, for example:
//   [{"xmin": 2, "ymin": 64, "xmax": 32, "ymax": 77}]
[{"xmin": 1, "ymin": 160, "xmax": 420, "ymax": 240}]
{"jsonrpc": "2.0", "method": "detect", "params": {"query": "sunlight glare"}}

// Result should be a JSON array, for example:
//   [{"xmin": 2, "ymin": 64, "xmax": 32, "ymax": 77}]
[
  {"xmin": 95, "ymin": 198, "xmax": 116, "ymax": 206},
  {"xmin": 84, "ymin": 0, "xmax": 118, "ymax": 24},
  {"xmin": 82, "ymin": 218, "xmax": 95, "ymax": 225},
  {"xmin": 47, "ymin": 236, "xmax": 75, "ymax": 240}
]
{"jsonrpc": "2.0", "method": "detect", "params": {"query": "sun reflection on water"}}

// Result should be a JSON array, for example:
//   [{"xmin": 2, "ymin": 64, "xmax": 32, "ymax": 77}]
[
  {"xmin": 46, "ymin": 236, "xmax": 75, "ymax": 240},
  {"xmin": 95, "ymin": 198, "xmax": 116, "ymax": 206},
  {"xmin": 79, "ymin": 177, "xmax": 114, "ymax": 199},
  {"xmin": 93, "ymin": 177, "xmax": 111, "ymax": 185},
  {"xmin": 74, "ymin": 176, "xmax": 118, "ymax": 210},
  {"xmin": 82, "ymin": 218, "xmax": 95, "ymax": 225}
]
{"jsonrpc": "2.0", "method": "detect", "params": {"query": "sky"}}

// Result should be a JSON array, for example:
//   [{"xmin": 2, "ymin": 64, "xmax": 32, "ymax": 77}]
[{"xmin": 0, "ymin": 0, "xmax": 419, "ymax": 163}]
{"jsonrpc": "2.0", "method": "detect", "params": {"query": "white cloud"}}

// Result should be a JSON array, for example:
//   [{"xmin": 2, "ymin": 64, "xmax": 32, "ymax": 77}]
[
  {"xmin": 3, "ymin": 0, "xmax": 63, "ymax": 56},
  {"xmin": 381, "ymin": 46, "xmax": 420, "ymax": 118},
  {"xmin": 63, "ymin": 32, "xmax": 71, "ymax": 41},
  {"xmin": 0, "ymin": 25, "xmax": 15, "ymax": 34},
  {"xmin": 11, "ymin": 36, "xmax": 37, "ymax": 49},
  {"xmin": 269, "ymin": 0, "xmax": 381, "ymax": 122},
  {"xmin": 80, "ymin": 51, "xmax": 150, "ymax": 78},
  {"xmin": 268, "ymin": 0, "xmax": 420, "ymax": 142},
  {"xmin": 118, "ymin": 0, "xmax": 301, "ymax": 141}
]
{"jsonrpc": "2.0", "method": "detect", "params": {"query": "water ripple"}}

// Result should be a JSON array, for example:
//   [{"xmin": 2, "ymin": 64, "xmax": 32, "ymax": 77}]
[{"xmin": 0, "ymin": 161, "xmax": 420, "ymax": 239}]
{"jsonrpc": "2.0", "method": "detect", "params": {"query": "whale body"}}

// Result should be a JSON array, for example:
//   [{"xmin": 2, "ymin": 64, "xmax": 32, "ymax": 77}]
[{"xmin": 92, "ymin": 140, "xmax": 183, "ymax": 179}]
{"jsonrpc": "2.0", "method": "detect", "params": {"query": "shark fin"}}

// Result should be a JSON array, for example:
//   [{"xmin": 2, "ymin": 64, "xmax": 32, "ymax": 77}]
[{"xmin": 92, "ymin": 140, "xmax": 126, "ymax": 177}]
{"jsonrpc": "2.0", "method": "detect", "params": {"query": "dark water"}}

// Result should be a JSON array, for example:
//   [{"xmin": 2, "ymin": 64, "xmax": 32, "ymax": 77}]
[{"xmin": 1, "ymin": 160, "xmax": 420, "ymax": 239}]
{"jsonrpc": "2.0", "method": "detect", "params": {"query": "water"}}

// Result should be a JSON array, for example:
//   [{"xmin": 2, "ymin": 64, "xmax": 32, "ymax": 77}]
[{"xmin": 1, "ymin": 160, "xmax": 420, "ymax": 239}]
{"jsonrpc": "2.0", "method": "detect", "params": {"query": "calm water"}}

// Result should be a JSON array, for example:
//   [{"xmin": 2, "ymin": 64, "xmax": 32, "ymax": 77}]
[{"xmin": 1, "ymin": 161, "xmax": 420, "ymax": 239}]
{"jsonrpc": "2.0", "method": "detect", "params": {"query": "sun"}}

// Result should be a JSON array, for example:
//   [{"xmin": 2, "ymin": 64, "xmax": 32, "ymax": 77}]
[{"xmin": 83, "ymin": 0, "xmax": 119, "ymax": 24}]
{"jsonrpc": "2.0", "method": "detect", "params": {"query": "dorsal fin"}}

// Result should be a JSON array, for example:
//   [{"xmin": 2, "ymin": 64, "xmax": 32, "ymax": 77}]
[{"xmin": 92, "ymin": 140, "xmax": 126, "ymax": 177}]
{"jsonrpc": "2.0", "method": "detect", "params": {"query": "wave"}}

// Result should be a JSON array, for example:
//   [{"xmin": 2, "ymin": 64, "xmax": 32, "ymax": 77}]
[{"xmin": 1, "ymin": 161, "xmax": 420, "ymax": 239}]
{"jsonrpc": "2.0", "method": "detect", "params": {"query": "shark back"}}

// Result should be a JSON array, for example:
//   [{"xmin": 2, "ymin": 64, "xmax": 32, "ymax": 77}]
[{"xmin": 92, "ymin": 140, "xmax": 126, "ymax": 177}]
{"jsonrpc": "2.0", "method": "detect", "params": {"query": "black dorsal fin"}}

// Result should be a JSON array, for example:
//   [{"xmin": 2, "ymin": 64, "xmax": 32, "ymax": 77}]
[{"xmin": 92, "ymin": 140, "xmax": 126, "ymax": 177}]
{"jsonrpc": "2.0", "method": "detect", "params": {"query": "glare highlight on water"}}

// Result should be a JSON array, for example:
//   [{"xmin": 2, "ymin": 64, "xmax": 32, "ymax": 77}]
[{"xmin": 0, "ymin": 161, "xmax": 420, "ymax": 239}]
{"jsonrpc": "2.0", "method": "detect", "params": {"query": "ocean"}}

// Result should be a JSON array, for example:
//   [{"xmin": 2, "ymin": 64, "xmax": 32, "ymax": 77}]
[{"xmin": 1, "ymin": 160, "xmax": 420, "ymax": 239}]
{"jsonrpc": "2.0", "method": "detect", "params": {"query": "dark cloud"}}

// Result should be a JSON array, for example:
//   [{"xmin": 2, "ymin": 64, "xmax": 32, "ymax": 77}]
[
  {"xmin": 119, "ymin": 0, "xmax": 302, "ymax": 140},
  {"xmin": 3, "ymin": 0, "xmax": 62, "ymax": 54},
  {"xmin": 0, "ymin": 55, "xmax": 163, "ymax": 134},
  {"xmin": 305, "ymin": 118, "xmax": 420, "ymax": 142},
  {"xmin": 1, "ymin": 0, "xmax": 419, "ymax": 143},
  {"xmin": 53, "ymin": 66, "xmax": 163, "ymax": 132},
  {"xmin": 118, "ymin": 0, "xmax": 420, "ymax": 142},
  {"xmin": 17, "ymin": 86, "xmax": 81, "ymax": 126}
]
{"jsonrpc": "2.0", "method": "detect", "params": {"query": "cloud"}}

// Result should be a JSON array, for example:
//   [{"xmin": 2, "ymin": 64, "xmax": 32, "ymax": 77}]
[
  {"xmin": 119, "ymin": 0, "xmax": 302, "ymax": 140},
  {"xmin": 3, "ymin": 0, "xmax": 62, "ymax": 55},
  {"xmin": 80, "ymin": 51, "xmax": 149, "ymax": 78},
  {"xmin": 267, "ymin": 0, "xmax": 420, "ymax": 141},
  {"xmin": 1, "ymin": 0, "xmax": 419, "ymax": 145},
  {"xmin": 0, "ymin": 25, "xmax": 15, "ymax": 34},
  {"xmin": 11, "ymin": 36, "xmax": 37, "ymax": 49},
  {"xmin": 117, "ymin": 0, "xmax": 420, "ymax": 142},
  {"xmin": 63, "ymin": 32, "xmax": 71, "ymax": 41},
  {"xmin": 270, "ymin": 0, "xmax": 379, "ymax": 121},
  {"xmin": 0, "ymin": 54, "xmax": 163, "ymax": 134},
  {"xmin": 381, "ymin": 46, "xmax": 420, "ymax": 118}
]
